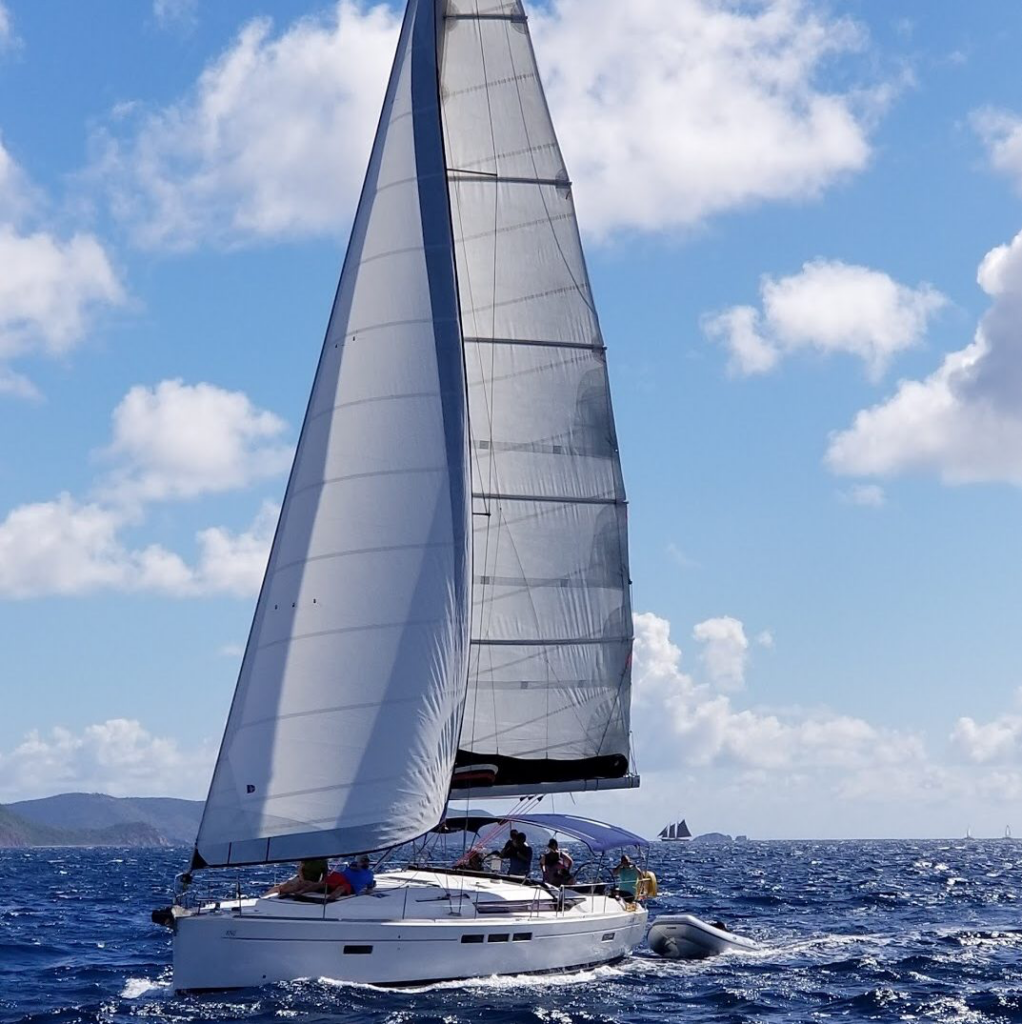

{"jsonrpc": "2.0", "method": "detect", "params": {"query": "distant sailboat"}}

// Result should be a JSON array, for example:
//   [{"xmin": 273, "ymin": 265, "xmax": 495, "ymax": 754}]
[
  {"xmin": 1004, "ymin": 825, "xmax": 1013, "ymax": 840},
  {"xmin": 658, "ymin": 819, "xmax": 693, "ymax": 842},
  {"xmin": 159, "ymin": 0, "xmax": 648, "ymax": 993}
]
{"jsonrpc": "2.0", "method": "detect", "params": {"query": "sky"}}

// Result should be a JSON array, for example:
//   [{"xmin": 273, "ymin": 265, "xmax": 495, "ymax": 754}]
[{"xmin": 1, "ymin": 0, "xmax": 1021, "ymax": 840}]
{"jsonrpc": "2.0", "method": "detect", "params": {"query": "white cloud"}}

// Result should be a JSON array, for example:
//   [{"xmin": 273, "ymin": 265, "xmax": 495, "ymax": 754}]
[
  {"xmin": 705, "ymin": 260, "xmax": 946, "ymax": 380},
  {"xmin": 843, "ymin": 483, "xmax": 886, "ymax": 507},
  {"xmin": 666, "ymin": 542, "xmax": 695, "ymax": 569},
  {"xmin": 827, "ymin": 229, "xmax": 1022, "ymax": 486},
  {"xmin": 633, "ymin": 611, "xmax": 924, "ymax": 772},
  {"xmin": 0, "ymin": 495, "xmax": 166, "ymax": 598},
  {"xmin": 153, "ymin": 0, "xmax": 197, "ymax": 31},
  {"xmin": 97, "ymin": 2, "xmax": 401, "ymax": 248},
  {"xmin": 0, "ymin": 719, "xmax": 214, "ymax": 801},
  {"xmin": 0, "ymin": 227, "xmax": 125, "ymax": 359},
  {"xmin": 0, "ymin": 367, "xmax": 40, "ymax": 400},
  {"xmin": 0, "ymin": 492, "xmax": 274, "ymax": 600},
  {"xmin": 951, "ymin": 713, "xmax": 1022, "ymax": 765},
  {"xmin": 972, "ymin": 108, "xmax": 1022, "ymax": 194},
  {"xmin": 0, "ymin": 135, "xmax": 36, "ymax": 220},
  {"xmin": 534, "ymin": 0, "xmax": 878, "ymax": 236},
  {"xmin": 755, "ymin": 630, "xmax": 775, "ymax": 649},
  {"xmin": 189, "ymin": 500, "xmax": 276, "ymax": 597},
  {"xmin": 96, "ymin": 0, "xmax": 884, "ymax": 248},
  {"xmin": 0, "ymin": 378, "xmax": 287, "ymax": 599},
  {"xmin": 0, "ymin": 138, "xmax": 124, "ymax": 394},
  {"xmin": 101, "ymin": 379, "xmax": 292, "ymax": 505},
  {"xmin": 0, "ymin": 3, "xmax": 14, "ymax": 52},
  {"xmin": 693, "ymin": 616, "xmax": 749, "ymax": 691}
]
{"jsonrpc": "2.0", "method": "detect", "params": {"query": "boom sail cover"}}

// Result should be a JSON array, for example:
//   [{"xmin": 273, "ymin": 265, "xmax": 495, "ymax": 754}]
[
  {"xmin": 194, "ymin": 0, "xmax": 470, "ymax": 867},
  {"xmin": 441, "ymin": 0, "xmax": 634, "ymax": 793}
]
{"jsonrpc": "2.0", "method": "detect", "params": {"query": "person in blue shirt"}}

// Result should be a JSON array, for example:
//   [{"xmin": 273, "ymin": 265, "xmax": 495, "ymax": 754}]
[
  {"xmin": 508, "ymin": 832, "xmax": 533, "ymax": 877},
  {"xmin": 341, "ymin": 854, "xmax": 376, "ymax": 893}
]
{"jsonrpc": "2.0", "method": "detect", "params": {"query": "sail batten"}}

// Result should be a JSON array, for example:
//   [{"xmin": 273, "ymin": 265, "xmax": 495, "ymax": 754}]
[{"xmin": 193, "ymin": 0, "xmax": 471, "ymax": 868}]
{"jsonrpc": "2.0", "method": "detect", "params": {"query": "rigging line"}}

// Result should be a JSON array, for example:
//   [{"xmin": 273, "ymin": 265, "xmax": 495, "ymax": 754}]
[{"xmin": 500, "ymin": 9, "xmax": 597, "ymax": 320}]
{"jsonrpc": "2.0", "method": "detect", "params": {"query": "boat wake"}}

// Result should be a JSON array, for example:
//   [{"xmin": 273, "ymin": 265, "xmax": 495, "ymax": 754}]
[
  {"xmin": 120, "ymin": 975, "xmax": 172, "ymax": 999},
  {"xmin": 315, "ymin": 961, "xmax": 630, "ymax": 995}
]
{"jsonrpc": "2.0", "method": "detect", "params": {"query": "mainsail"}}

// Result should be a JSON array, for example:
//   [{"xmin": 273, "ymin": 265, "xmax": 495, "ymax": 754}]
[
  {"xmin": 193, "ymin": 0, "xmax": 470, "ymax": 867},
  {"xmin": 441, "ymin": 0, "xmax": 634, "ymax": 794}
]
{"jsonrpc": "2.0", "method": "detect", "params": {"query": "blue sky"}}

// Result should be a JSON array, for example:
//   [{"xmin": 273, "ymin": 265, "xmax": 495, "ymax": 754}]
[{"xmin": 1, "ymin": 0, "xmax": 1022, "ymax": 839}]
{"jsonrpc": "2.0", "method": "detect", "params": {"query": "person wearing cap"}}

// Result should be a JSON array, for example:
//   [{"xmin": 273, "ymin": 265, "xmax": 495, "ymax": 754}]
[
  {"xmin": 612, "ymin": 853, "xmax": 639, "ymax": 899},
  {"xmin": 340, "ymin": 855, "xmax": 376, "ymax": 893},
  {"xmin": 497, "ymin": 829, "xmax": 520, "ymax": 862}
]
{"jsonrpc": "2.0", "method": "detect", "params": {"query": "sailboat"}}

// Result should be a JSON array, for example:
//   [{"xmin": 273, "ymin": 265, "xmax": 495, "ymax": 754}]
[
  {"xmin": 163, "ymin": 0, "xmax": 646, "ymax": 991},
  {"xmin": 658, "ymin": 819, "xmax": 693, "ymax": 842}
]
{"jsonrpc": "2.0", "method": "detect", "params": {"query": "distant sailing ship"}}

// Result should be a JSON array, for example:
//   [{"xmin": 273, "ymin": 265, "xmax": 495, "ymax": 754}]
[{"xmin": 658, "ymin": 819, "xmax": 693, "ymax": 842}]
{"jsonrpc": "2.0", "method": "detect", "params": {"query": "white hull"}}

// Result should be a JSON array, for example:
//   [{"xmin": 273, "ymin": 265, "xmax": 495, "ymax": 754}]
[
  {"xmin": 647, "ymin": 914, "xmax": 756, "ymax": 959},
  {"xmin": 172, "ymin": 870, "xmax": 647, "ymax": 991}
]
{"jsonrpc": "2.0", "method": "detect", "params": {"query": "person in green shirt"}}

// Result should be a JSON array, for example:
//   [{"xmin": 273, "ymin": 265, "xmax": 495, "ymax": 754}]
[
  {"xmin": 267, "ymin": 858, "xmax": 329, "ymax": 896},
  {"xmin": 612, "ymin": 854, "xmax": 640, "ymax": 900}
]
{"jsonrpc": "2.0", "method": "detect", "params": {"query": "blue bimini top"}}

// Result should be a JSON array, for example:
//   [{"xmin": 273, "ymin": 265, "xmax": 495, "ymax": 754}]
[{"xmin": 438, "ymin": 812, "xmax": 649, "ymax": 853}]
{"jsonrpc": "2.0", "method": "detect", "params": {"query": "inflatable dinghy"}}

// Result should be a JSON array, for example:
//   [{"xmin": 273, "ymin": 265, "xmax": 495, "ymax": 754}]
[{"xmin": 647, "ymin": 914, "xmax": 757, "ymax": 959}]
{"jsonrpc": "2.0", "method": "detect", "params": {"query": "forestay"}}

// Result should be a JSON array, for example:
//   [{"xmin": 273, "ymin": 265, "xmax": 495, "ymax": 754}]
[
  {"xmin": 440, "ymin": 0, "xmax": 634, "ymax": 791},
  {"xmin": 193, "ymin": 0, "xmax": 470, "ymax": 867}
]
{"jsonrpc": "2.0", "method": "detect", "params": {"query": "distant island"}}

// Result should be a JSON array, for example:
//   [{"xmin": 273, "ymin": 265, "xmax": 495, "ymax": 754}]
[
  {"xmin": 0, "ymin": 793, "xmax": 202, "ymax": 848},
  {"xmin": 691, "ymin": 832, "xmax": 751, "ymax": 843}
]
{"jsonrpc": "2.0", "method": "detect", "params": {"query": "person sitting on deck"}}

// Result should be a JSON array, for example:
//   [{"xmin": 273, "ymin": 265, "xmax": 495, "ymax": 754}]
[
  {"xmin": 340, "ymin": 854, "xmax": 376, "ymax": 893},
  {"xmin": 266, "ymin": 858, "xmax": 329, "ymax": 896},
  {"xmin": 612, "ymin": 854, "xmax": 640, "ymax": 900},
  {"xmin": 541, "ymin": 839, "xmax": 573, "ymax": 886},
  {"xmin": 465, "ymin": 850, "xmax": 485, "ymax": 872},
  {"xmin": 324, "ymin": 869, "xmax": 353, "ymax": 900}
]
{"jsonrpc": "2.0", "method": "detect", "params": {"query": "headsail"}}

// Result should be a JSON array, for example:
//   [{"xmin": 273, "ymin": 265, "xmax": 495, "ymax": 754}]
[
  {"xmin": 440, "ymin": 0, "xmax": 634, "ymax": 794},
  {"xmin": 194, "ymin": 0, "xmax": 470, "ymax": 867}
]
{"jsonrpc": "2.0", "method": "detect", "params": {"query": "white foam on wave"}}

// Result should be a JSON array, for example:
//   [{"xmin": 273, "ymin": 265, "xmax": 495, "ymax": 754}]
[
  {"xmin": 120, "ymin": 977, "xmax": 170, "ymax": 999},
  {"xmin": 315, "ymin": 962, "xmax": 630, "ymax": 996}
]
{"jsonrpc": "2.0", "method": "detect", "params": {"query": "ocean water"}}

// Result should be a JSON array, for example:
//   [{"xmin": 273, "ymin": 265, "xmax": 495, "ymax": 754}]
[{"xmin": 3, "ymin": 839, "xmax": 1022, "ymax": 1023}]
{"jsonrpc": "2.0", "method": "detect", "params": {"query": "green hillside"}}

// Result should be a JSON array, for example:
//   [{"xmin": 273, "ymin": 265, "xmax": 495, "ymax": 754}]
[{"xmin": 0, "ymin": 801, "xmax": 177, "ymax": 848}]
